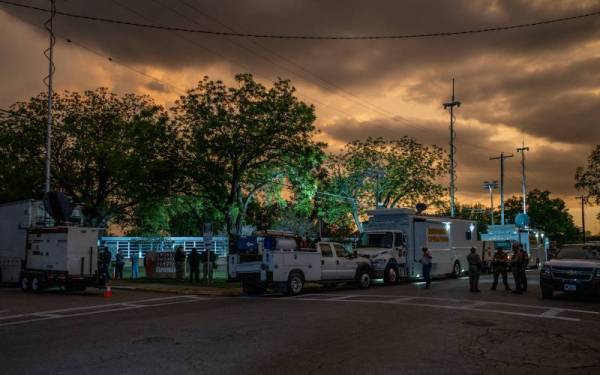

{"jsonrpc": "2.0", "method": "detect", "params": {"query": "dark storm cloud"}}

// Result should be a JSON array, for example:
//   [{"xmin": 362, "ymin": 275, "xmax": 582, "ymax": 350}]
[{"xmin": 2, "ymin": 0, "xmax": 599, "ymax": 88}]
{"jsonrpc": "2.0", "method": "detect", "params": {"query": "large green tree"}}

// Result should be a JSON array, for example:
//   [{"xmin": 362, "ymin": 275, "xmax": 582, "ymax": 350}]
[
  {"xmin": 575, "ymin": 145, "xmax": 600, "ymax": 222},
  {"xmin": 504, "ymin": 189, "xmax": 579, "ymax": 244},
  {"xmin": 318, "ymin": 137, "xmax": 448, "ymax": 231},
  {"xmin": 173, "ymin": 74, "xmax": 324, "ymax": 235},
  {"xmin": 0, "ymin": 89, "xmax": 179, "ymax": 226}
]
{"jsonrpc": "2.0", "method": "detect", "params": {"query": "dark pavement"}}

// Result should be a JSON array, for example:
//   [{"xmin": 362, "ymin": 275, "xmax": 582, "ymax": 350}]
[{"xmin": 1, "ymin": 271, "xmax": 599, "ymax": 375}]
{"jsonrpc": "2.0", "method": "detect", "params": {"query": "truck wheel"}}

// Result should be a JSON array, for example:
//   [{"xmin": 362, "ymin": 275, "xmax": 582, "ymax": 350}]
[
  {"xmin": 384, "ymin": 264, "xmax": 399, "ymax": 285},
  {"xmin": 452, "ymin": 261, "xmax": 461, "ymax": 278},
  {"xmin": 31, "ymin": 276, "xmax": 42, "ymax": 293},
  {"xmin": 356, "ymin": 268, "xmax": 372, "ymax": 289},
  {"xmin": 286, "ymin": 272, "xmax": 304, "ymax": 296},
  {"xmin": 20, "ymin": 276, "xmax": 30, "ymax": 292},
  {"xmin": 541, "ymin": 286, "xmax": 553, "ymax": 299}
]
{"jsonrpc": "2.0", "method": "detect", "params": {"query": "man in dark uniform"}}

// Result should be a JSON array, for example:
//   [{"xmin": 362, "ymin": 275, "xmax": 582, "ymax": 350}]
[
  {"xmin": 466, "ymin": 247, "xmax": 482, "ymax": 292},
  {"xmin": 490, "ymin": 248, "xmax": 511, "ymax": 291},
  {"xmin": 188, "ymin": 248, "xmax": 201, "ymax": 283},
  {"xmin": 174, "ymin": 246, "xmax": 186, "ymax": 282},
  {"xmin": 519, "ymin": 244, "xmax": 529, "ymax": 292}
]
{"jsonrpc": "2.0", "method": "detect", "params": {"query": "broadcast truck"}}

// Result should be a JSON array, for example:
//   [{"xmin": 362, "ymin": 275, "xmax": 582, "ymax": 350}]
[
  {"xmin": 355, "ymin": 208, "xmax": 481, "ymax": 282},
  {"xmin": 228, "ymin": 231, "xmax": 374, "ymax": 295},
  {"xmin": 481, "ymin": 224, "xmax": 548, "ymax": 269}
]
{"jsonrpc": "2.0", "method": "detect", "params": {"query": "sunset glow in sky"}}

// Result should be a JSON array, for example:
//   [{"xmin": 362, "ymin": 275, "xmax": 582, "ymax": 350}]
[{"xmin": 1, "ymin": 0, "xmax": 599, "ymax": 233}]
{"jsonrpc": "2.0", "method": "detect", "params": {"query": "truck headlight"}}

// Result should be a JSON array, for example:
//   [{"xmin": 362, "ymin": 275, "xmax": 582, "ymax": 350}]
[{"xmin": 541, "ymin": 266, "xmax": 552, "ymax": 277}]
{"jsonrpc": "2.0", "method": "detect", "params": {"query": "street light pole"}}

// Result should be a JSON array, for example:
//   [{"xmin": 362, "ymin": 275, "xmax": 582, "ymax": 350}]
[
  {"xmin": 516, "ymin": 143, "xmax": 530, "ymax": 215},
  {"xmin": 576, "ymin": 195, "xmax": 587, "ymax": 243},
  {"xmin": 490, "ymin": 153, "xmax": 514, "ymax": 225},
  {"xmin": 44, "ymin": 0, "xmax": 56, "ymax": 193},
  {"xmin": 482, "ymin": 180, "xmax": 498, "ymax": 225},
  {"xmin": 443, "ymin": 79, "xmax": 461, "ymax": 218}
]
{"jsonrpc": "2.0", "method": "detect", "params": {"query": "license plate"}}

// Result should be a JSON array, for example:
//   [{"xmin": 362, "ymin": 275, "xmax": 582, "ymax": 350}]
[{"xmin": 563, "ymin": 284, "xmax": 577, "ymax": 291}]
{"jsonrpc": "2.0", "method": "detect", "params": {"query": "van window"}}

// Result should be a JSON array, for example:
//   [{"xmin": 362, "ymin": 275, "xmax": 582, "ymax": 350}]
[
  {"xmin": 319, "ymin": 244, "xmax": 333, "ymax": 257},
  {"xmin": 333, "ymin": 244, "xmax": 348, "ymax": 257},
  {"xmin": 357, "ymin": 232, "xmax": 394, "ymax": 248},
  {"xmin": 466, "ymin": 231, "xmax": 472, "ymax": 240},
  {"xmin": 394, "ymin": 233, "xmax": 405, "ymax": 247}
]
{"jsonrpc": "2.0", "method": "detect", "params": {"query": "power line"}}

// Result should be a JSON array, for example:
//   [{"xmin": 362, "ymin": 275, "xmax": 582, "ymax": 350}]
[{"xmin": 1, "ymin": 0, "xmax": 598, "ymax": 40}]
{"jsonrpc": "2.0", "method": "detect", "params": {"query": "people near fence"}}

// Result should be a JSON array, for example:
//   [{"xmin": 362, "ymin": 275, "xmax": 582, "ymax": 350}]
[
  {"xmin": 467, "ymin": 247, "xmax": 482, "ymax": 293},
  {"xmin": 490, "ymin": 247, "xmax": 511, "ymax": 291},
  {"xmin": 131, "ymin": 252, "xmax": 139, "ymax": 280},
  {"xmin": 519, "ymin": 244, "xmax": 529, "ymax": 292},
  {"xmin": 510, "ymin": 244, "xmax": 523, "ymax": 294},
  {"xmin": 100, "ymin": 247, "xmax": 112, "ymax": 281},
  {"xmin": 144, "ymin": 251, "xmax": 155, "ymax": 279},
  {"xmin": 175, "ymin": 246, "xmax": 186, "ymax": 282},
  {"xmin": 419, "ymin": 247, "xmax": 433, "ymax": 289},
  {"xmin": 202, "ymin": 248, "xmax": 217, "ymax": 285},
  {"xmin": 299, "ymin": 232, "xmax": 310, "ymax": 248},
  {"xmin": 115, "ymin": 250, "xmax": 125, "ymax": 280},
  {"xmin": 188, "ymin": 248, "xmax": 201, "ymax": 283}
]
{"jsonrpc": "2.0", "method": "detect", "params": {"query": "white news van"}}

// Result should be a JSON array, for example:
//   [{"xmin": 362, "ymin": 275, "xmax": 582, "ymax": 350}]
[
  {"xmin": 228, "ymin": 232, "xmax": 373, "ymax": 295},
  {"xmin": 356, "ymin": 209, "xmax": 481, "ymax": 281}
]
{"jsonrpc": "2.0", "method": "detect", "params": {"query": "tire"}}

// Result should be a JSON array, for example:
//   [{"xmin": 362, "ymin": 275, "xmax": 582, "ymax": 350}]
[
  {"xmin": 356, "ymin": 268, "xmax": 372, "ymax": 289},
  {"xmin": 452, "ymin": 261, "xmax": 461, "ymax": 278},
  {"xmin": 541, "ymin": 286, "xmax": 553, "ymax": 299},
  {"xmin": 384, "ymin": 264, "xmax": 399, "ymax": 285},
  {"xmin": 20, "ymin": 275, "xmax": 30, "ymax": 292},
  {"xmin": 31, "ymin": 276, "xmax": 42, "ymax": 293},
  {"xmin": 286, "ymin": 272, "xmax": 305, "ymax": 296}
]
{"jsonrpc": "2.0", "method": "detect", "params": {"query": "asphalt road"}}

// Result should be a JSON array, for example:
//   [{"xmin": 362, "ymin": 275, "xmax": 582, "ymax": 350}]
[{"xmin": 1, "ymin": 271, "xmax": 600, "ymax": 375}]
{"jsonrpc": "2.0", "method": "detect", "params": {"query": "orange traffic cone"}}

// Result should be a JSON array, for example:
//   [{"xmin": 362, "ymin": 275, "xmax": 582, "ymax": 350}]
[{"xmin": 103, "ymin": 283, "xmax": 113, "ymax": 298}]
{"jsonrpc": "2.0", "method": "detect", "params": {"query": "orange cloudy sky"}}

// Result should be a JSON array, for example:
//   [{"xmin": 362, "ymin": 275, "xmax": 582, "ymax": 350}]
[{"xmin": 1, "ymin": 0, "xmax": 599, "ymax": 233}]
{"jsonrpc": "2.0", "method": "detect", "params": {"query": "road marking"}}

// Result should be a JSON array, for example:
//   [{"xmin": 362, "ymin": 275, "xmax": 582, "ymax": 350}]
[
  {"xmin": 0, "ymin": 309, "xmax": 8, "ymax": 314},
  {"xmin": 281, "ymin": 293, "xmax": 600, "ymax": 322},
  {"xmin": 0, "ymin": 295, "xmax": 213, "ymax": 328}
]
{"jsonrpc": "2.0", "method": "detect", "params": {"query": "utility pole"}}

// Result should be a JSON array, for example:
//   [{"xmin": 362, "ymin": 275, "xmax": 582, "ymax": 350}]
[
  {"xmin": 482, "ymin": 180, "xmax": 498, "ymax": 225},
  {"xmin": 443, "ymin": 78, "xmax": 461, "ymax": 217},
  {"xmin": 490, "ymin": 153, "xmax": 513, "ymax": 225},
  {"xmin": 44, "ymin": 0, "xmax": 56, "ymax": 193},
  {"xmin": 516, "ymin": 142, "xmax": 530, "ymax": 215},
  {"xmin": 576, "ymin": 195, "xmax": 587, "ymax": 243}
]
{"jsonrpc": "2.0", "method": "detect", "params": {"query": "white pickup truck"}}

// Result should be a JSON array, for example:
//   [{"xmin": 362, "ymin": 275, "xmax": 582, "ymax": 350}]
[{"xmin": 228, "ymin": 238, "xmax": 374, "ymax": 295}]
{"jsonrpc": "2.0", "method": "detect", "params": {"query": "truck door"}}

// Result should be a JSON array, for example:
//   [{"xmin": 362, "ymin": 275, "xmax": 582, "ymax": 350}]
[
  {"xmin": 318, "ymin": 243, "xmax": 337, "ymax": 280},
  {"xmin": 333, "ymin": 243, "xmax": 355, "ymax": 279},
  {"xmin": 395, "ymin": 232, "xmax": 406, "ymax": 265}
]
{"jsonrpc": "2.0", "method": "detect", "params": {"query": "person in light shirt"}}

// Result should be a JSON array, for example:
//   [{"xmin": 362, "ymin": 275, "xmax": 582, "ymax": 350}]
[{"xmin": 420, "ymin": 247, "xmax": 433, "ymax": 288}]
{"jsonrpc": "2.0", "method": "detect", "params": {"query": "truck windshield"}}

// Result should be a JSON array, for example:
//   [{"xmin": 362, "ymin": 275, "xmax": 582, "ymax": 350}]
[
  {"xmin": 357, "ymin": 232, "xmax": 394, "ymax": 248},
  {"xmin": 494, "ymin": 240, "xmax": 513, "ymax": 251}
]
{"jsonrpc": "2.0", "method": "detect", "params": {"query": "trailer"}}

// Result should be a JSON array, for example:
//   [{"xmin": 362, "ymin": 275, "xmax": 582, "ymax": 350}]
[
  {"xmin": 355, "ymin": 208, "xmax": 481, "ymax": 281},
  {"xmin": 480, "ymin": 224, "xmax": 548, "ymax": 268}
]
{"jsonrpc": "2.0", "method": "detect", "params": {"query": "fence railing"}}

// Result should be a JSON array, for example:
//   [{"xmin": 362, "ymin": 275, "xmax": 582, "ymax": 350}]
[{"xmin": 100, "ymin": 236, "xmax": 229, "ymax": 259}]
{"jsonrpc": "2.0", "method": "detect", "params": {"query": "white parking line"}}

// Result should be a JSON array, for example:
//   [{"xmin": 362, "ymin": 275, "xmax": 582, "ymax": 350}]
[
  {"xmin": 281, "ymin": 293, "xmax": 600, "ymax": 322},
  {"xmin": 0, "ymin": 309, "xmax": 8, "ymax": 314},
  {"xmin": 0, "ymin": 295, "xmax": 213, "ymax": 328}
]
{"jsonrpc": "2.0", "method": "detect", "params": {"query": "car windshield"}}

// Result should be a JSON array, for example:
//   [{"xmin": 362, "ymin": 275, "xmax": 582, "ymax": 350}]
[
  {"xmin": 357, "ymin": 232, "xmax": 393, "ymax": 248},
  {"xmin": 555, "ymin": 247, "xmax": 600, "ymax": 260}
]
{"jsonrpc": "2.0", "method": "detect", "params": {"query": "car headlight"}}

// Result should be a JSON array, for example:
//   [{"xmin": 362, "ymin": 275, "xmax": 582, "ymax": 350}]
[{"xmin": 595, "ymin": 269, "xmax": 600, "ymax": 279}]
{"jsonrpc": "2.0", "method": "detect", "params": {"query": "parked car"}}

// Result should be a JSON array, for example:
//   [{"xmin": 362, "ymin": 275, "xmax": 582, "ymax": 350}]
[{"xmin": 539, "ymin": 244, "xmax": 600, "ymax": 299}]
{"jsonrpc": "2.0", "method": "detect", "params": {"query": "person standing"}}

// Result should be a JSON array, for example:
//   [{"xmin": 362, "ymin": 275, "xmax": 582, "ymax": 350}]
[
  {"xmin": 490, "ymin": 248, "xmax": 511, "ymax": 291},
  {"xmin": 420, "ymin": 247, "xmax": 433, "ymax": 288},
  {"xmin": 202, "ymin": 249, "xmax": 216, "ymax": 285},
  {"xmin": 130, "ymin": 252, "xmax": 139, "ymax": 279},
  {"xmin": 115, "ymin": 251, "xmax": 125, "ymax": 280},
  {"xmin": 188, "ymin": 248, "xmax": 201, "ymax": 283},
  {"xmin": 100, "ymin": 247, "xmax": 112, "ymax": 281},
  {"xmin": 510, "ymin": 244, "xmax": 523, "ymax": 294},
  {"xmin": 519, "ymin": 244, "xmax": 529, "ymax": 292},
  {"xmin": 174, "ymin": 246, "xmax": 186, "ymax": 282},
  {"xmin": 467, "ymin": 247, "xmax": 482, "ymax": 292}
]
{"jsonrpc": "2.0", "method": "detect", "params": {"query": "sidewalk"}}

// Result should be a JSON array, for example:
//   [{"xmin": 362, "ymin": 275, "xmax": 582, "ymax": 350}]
[{"xmin": 109, "ymin": 279, "xmax": 243, "ymax": 297}]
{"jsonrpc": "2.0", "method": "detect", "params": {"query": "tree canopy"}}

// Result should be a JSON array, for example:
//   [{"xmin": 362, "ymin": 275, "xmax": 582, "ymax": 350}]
[
  {"xmin": 0, "ymin": 88, "xmax": 179, "ymax": 226},
  {"xmin": 575, "ymin": 145, "xmax": 600, "ymax": 222},
  {"xmin": 172, "ymin": 74, "xmax": 324, "ymax": 235}
]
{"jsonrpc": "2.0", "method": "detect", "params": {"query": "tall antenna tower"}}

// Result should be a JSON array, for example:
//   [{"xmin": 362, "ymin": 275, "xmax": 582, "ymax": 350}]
[
  {"xmin": 516, "ymin": 141, "xmax": 530, "ymax": 215},
  {"xmin": 44, "ymin": 0, "xmax": 56, "ymax": 193},
  {"xmin": 490, "ymin": 153, "xmax": 514, "ymax": 225},
  {"xmin": 443, "ymin": 79, "xmax": 461, "ymax": 217}
]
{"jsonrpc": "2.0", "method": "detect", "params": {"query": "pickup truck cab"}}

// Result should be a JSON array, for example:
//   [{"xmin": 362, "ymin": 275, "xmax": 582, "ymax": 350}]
[
  {"xmin": 228, "ymin": 235, "xmax": 373, "ymax": 295},
  {"xmin": 540, "ymin": 244, "xmax": 600, "ymax": 299}
]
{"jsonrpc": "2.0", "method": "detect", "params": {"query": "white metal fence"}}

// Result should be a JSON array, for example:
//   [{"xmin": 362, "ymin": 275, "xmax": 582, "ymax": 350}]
[{"xmin": 100, "ymin": 236, "xmax": 229, "ymax": 259}]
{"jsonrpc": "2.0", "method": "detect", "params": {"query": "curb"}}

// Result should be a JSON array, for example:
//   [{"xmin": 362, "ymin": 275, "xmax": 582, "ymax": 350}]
[{"xmin": 111, "ymin": 285, "xmax": 243, "ymax": 297}]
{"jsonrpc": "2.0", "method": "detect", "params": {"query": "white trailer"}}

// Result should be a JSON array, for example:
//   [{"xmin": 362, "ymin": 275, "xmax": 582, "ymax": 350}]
[
  {"xmin": 481, "ymin": 224, "xmax": 548, "ymax": 268},
  {"xmin": 0, "ymin": 200, "xmax": 46, "ymax": 284},
  {"xmin": 20, "ymin": 226, "xmax": 101, "ymax": 292},
  {"xmin": 356, "ymin": 209, "xmax": 481, "ymax": 281},
  {"xmin": 229, "ymin": 235, "xmax": 373, "ymax": 295}
]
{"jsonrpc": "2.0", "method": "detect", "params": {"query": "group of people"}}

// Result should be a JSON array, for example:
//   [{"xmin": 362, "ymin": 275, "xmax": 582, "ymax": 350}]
[
  {"xmin": 175, "ymin": 246, "xmax": 218, "ymax": 284},
  {"xmin": 419, "ymin": 243, "xmax": 530, "ymax": 294},
  {"xmin": 98, "ymin": 246, "xmax": 218, "ymax": 284}
]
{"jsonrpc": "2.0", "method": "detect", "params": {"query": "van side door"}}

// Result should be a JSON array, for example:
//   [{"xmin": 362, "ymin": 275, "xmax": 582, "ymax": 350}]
[
  {"xmin": 318, "ymin": 243, "xmax": 337, "ymax": 280},
  {"xmin": 333, "ymin": 243, "xmax": 356, "ymax": 279}
]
